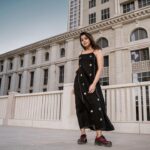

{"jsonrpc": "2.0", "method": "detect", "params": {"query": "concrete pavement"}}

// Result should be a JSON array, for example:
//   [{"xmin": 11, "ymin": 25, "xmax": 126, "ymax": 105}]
[{"xmin": 0, "ymin": 126, "xmax": 150, "ymax": 150}]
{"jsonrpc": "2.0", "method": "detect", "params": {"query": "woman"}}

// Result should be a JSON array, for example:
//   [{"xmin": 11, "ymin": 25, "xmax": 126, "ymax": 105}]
[{"xmin": 73, "ymin": 32, "xmax": 115, "ymax": 147}]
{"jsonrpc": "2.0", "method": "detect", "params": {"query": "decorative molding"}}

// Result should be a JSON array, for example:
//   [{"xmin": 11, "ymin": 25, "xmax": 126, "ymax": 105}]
[{"xmin": 0, "ymin": 6, "xmax": 150, "ymax": 58}]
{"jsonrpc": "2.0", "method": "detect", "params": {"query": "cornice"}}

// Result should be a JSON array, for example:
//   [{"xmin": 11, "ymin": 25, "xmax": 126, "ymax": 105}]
[{"xmin": 0, "ymin": 6, "xmax": 150, "ymax": 58}]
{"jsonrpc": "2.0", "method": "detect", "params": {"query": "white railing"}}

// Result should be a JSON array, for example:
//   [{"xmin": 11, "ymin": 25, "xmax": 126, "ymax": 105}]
[
  {"xmin": 102, "ymin": 82, "xmax": 150, "ymax": 123},
  {"xmin": 14, "ymin": 91, "xmax": 63, "ymax": 121},
  {"xmin": 0, "ymin": 96, "xmax": 8, "ymax": 119},
  {"xmin": 0, "ymin": 82, "xmax": 150, "ymax": 133}
]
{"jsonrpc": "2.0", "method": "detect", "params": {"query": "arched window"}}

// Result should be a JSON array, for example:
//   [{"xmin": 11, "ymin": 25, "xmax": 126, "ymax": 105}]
[
  {"xmin": 96, "ymin": 37, "xmax": 109, "ymax": 49},
  {"xmin": 130, "ymin": 28, "xmax": 148, "ymax": 42},
  {"xmin": 60, "ymin": 48, "xmax": 65, "ymax": 57}
]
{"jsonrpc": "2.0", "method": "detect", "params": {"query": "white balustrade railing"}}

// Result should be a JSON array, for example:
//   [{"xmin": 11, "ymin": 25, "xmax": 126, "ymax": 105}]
[
  {"xmin": 0, "ymin": 82, "xmax": 150, "ymax": 133},
  {"xmin": 0, "ymin": 96, "xmax": 8, "ymax": 119},
  {"xmin": 102, "ymin": 82, "xmax": 150, "ymax": 123},
  {"xmin": 14, "ymin": 91, "xmax": 63, "ymax": 121}
]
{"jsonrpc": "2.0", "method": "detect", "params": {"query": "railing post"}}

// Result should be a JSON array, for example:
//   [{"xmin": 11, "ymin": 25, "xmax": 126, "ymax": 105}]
[
  {"xmin": 3, "ymin": 92, "xmax": 18, "ymax": 125},
  {"xmin": 61, "ymin": 83, "xmax": 77, "ymax": 129}
]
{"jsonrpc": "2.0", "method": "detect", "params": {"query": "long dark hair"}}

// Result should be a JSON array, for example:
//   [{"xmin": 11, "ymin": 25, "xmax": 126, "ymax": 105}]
[{"xmin": 79, "ymin": 32, "xmax": 100, "ymax": 50}]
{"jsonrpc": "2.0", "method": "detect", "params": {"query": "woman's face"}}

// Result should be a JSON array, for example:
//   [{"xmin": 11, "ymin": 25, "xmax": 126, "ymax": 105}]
[{"xmin": 80, "ymin": 34, "xmax": 91, "ymax": 49}]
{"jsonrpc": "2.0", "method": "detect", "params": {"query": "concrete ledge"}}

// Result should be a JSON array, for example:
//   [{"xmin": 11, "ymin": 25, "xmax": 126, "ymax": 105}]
[
  {"xmin": 112, "ymin": 122, "xmax": 139, "ymax": 133},
  {"xmin": 140, "ymin": 122, "xmax": 150, "ymax": 134}
]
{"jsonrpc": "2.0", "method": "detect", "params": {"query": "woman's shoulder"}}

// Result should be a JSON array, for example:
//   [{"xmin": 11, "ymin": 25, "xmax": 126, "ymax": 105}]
[{"xmin": 93, "ymin": 49, "xmax": 103, "ymax": 57}]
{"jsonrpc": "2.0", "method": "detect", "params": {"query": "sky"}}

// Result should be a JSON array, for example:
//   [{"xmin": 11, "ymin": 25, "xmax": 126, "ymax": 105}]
[{"xmin": 0, "ymin": 0, "xmax": 68, "ymax": 54}]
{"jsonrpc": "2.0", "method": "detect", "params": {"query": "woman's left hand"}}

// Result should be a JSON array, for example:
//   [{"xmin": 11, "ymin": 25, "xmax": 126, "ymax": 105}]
[{"xmin": 88, "ymin": 83, "xmax": 96, "ymax": 93}]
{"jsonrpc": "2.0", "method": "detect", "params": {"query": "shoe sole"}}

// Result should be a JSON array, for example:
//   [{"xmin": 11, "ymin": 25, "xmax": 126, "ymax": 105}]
[{"xmin": 95, "ymin": 141, "xmax": 112, "ymax": 147}]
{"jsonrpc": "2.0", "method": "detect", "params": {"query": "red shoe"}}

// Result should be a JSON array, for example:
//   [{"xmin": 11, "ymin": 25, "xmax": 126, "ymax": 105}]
[
  {"xmin": 95, "ymin": 135, "xmax": 112, "ymax": 147},
  {"xmin": 77, "ymin": 134, "xmax": 87, "ymax": 144}
]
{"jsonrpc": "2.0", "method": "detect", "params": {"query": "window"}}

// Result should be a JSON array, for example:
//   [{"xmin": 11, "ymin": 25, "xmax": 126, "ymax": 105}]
[
  {"xmin": 96, "ymin": 37, "xmax": 109, "ymax": 48},
  {"xmin": 9, "ymin": 58, "xmax": 13, "ymax": 70},
  {"xmin": 104, "ymin": 56, "xmax": 109, "ymax": 67},
  {"xmin": 20, "ymin": 55, "xmax": 24, "ymax": 67},
  {"xmin": 30, "ymin": 71, "xmax": 34, "ymax": 87},
  {"xmin": 89, "ymin": 0, "xmax": 96, "ymax": 8},
  {"xmin": 89, "ymin": 12, "xmax": 96, "ymax": 24},
  {"xmin": 29, "ymin": 89, "xmax": 33, "ymax": 93},
  {"xmin": 60, "ymin": 48, "xmax": 65, "ymax": 57},
  {"xmin": 0, "ymin": 60, "xmax": 4, "ymax": 72},
  {"xmin": 43, "ymin": 88, "xmax": 47, "ymax": 92},
  {"xmin": 101, "ymin": 0, "xmax": 109, "ymax": 4},
  {"xmin": 58, "ymin": 86, "xmax": 63, "ymax": 90},
  {"xmin": 59, "ymin": 66, "xmax": 64, "ymax": 83},
  {"xmin": 138, "ymin": 0, "xmax": 150, "ymax": 8},
  {"xmin": 131, "ymin": 48, "xmax": 149, "ymax": 62},
  {"xmin": 45, "ymin": 52, "xmax": 49, "ymax": 61},
  {"xmin": 8, "ymin": 76, "xmax": 11, "ymax": 90},
  {"xmin": 101, "ymin": 8, "xmax": 110, "ymax": 20},
  {"xmin": 130, "ymin": 28, "xmax": 148, "ymax": 41},
  {"xmin": 32, "ymin": 56, "xmax": 36, "ymax": 64},
  {"xmin": 0, "ymin": 78, "xmax": 2, "ymax": 90},
  {"xmin": 43, "ymin": 69, "xmax": 48, "ymax": 85},
  {"xmin": 18, "ymin": 74, "xmax": 22, "ymax": 89},
  {"xmin": 123, "ymin": 1, "xmax": 135, "ymax": 13},
  {"xmin": 100, "ymin": 77, "xmax": 109, "ymax": 85},
  {"xmin": 133, "ymin": 72, "xmax": 150, "ymax": 82}
]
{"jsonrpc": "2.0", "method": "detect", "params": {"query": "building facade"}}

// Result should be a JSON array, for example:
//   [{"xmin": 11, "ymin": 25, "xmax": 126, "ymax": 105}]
[{"xmin": 0, "ymin": 0, "xmax": 150, "ymax": 95}]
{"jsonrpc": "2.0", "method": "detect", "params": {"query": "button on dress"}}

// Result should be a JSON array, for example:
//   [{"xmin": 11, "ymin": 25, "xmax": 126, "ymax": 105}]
[{"xmin": 73, "ymin": 52, "xmax": 114, "ymax": 131}]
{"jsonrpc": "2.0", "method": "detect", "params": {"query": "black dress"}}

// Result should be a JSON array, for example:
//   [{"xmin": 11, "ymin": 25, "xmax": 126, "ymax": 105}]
[{"xmin": 73, "ymin": 51, "xmax": 115, "ymax": 131}]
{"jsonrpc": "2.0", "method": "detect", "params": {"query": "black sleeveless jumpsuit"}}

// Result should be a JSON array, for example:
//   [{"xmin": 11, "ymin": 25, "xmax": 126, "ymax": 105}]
[{"xmin": 73, "ymin": 51, "xmax": 115, "ymax": 131}]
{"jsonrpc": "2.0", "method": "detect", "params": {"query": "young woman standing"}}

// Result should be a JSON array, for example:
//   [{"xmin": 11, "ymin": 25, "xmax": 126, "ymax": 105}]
[{"xmin": 73, "ymin": 32, "xmax": 115, "ymax": 147}]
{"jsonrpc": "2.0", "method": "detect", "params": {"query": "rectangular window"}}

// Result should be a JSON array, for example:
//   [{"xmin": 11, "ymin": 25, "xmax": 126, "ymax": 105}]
[
  {"xmin": 58, "ymin": 86, "xmax": 63, "ymax": 90},
  {"xmin": 9, "ymin": 58, "xmax": 13, "ymax": 70},
  {"xmin": 59, "ymin": 66, "xmax": 64, "ymax": 83},
  {"xmin": 104, "ymin": 56, "xmax": 109, "ymax": 67},
  {"xmin": 0, "ymin": 60, "xmax": 4, "ymax": 72},
  {"xmin": 138, "ymin": 0, "xmax": 150, "ymax": 8},
  {"xmin": 20, "ymin": 55, "xmax": 24, "ymax": 67},
  {"xmin": 133, "ymin": 71, "xmax": 150, "ymax": 82},
  {"xmin": 43, "ymin": 88, "xmax": 47, "ymax": 92},
  {"xmin": 32, "ymin": 56, "xmax": 36, "ymax": 64},
  {"xmin": 100, "ymin": 77, "xmax": 109, "ymax": 86},
  {"xmin": 30, "ymin": 71, "xmax": 34, "ymax": 87},
  {"xmin": 101, "ymin": 8, "xmax": 110, "ymax": 20},
  {"xmin": 123, "ymin": 1, "xmax": 135, "ymax": 13},
  {"xmin": 8, "ymin": 76, "xmax": 11, "ymax": 90},
  {"xmin": 0, "ymin": 78, "xmax": 2, "ymax": 90},
  {"xmin": 89, "ymin": 0, "xmax": 96, "ymax": 8},
  {"xmin": 101, "ymin": 0, "xmax": 109, "ymax": 4},
  {"xmin": 89, "ymin": 12, "xmax": 96, "ymax": 24},
  {"xmin": 18, "ymin": 74, "xmax": 22, "ymax": 89},
  {"xmin": 131, "ymin": 48, "xmax": 149, "ymax": 62},
  {"xmin": 43, "ymin": 69, "xmax": 48, "ymax": 85}
]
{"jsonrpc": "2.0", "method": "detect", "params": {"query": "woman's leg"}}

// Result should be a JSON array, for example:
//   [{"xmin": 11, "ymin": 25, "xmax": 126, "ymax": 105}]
[
  {"xmin": 81, "ymin": 128, "xmax": 86, "ymax": 135},
  {"xmin": 96, "ymin": 130, "xmax": 102, "ymax": 137}
]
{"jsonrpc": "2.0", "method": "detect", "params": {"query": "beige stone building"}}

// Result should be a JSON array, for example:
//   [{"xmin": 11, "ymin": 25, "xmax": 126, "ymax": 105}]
[{"xmin": 0, "ymin": 0, "xmax": 150, "ymax": 96}]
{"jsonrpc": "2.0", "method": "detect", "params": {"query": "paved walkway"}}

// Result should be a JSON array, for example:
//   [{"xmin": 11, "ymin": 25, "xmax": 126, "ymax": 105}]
[{"xmin": 0, "ymin": 126, "xmax": 150, "ymax": 150}]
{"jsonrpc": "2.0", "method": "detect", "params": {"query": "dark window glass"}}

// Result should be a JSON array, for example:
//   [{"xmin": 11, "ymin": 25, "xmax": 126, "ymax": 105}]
[
  {"xmin": 130, "ymin": 28, "xmax": 148, "ymax": 41},
  {"xmin": 30, "ymin": 71, "xmax": 34, "ymax": 87},
  {"xmin": 104, "ymin": 56, "xmax": 109, "ymax": 67},
  {"xmin": 89, "ymin": 0, "xmax": 96, "ymax": 8},
  {"xmin": 18, "ymin": 74, "xmax": 22, "ymax": 89},
  {"xmin": 8, "ymin": 76, "xmax": 11, "ymax": 90},
  {"xmin": 138, "ymin": 0, "xmax": 150, "ymax": 8},
  {"xmin": 123, "ymin": 1, "xmax": 135, "ymax": 13},
  {"xmin": 45, "ymin": 52, "xmax": 49, "ymax": 61},
  {"xmin": 59, "ymin": 66, "xmax": 64, "ymax": 83},
  {"xmin": 101, "ymin": 8, "xmax": 110, "ymax": 20},
  {"xmin": 43, "ymin": 69, "xmax": 48, "ymax": 85},
  {"xmin": 101, "ymin": 0, "xmax": 109, "ymax": 4},
  {"xmin": 97, "ymin": 37, "xmax": 109, "ymax": 48},
  {"xmin": 100, "ymin": 77, "xmax": 109, "ymax": 86},
  {"xmin": 89, "ymin": 12, "xmax": 96, "ymax": 24},
  {"xmin": 60, "ymin": 48, "xmax": 65, "ymax": 57},
  {"xmin": 131, "ymin": 48, "xmax": 149, "ymax": 62}
]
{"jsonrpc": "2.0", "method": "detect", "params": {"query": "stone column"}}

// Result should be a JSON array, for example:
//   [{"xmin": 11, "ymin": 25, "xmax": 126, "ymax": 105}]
[
  {"xmin": 10, "ymin": 55, "xmax": 18, "ymax": 92},
  {"xmin": 21, "ymin": 52, "xmax": 30, "ymax": 93},
  {"xmin": 0, "ymin": 75, "xmax": 7, "ymax": 95},
  {"xmin": 113, "ymin": 24, "xmax": 124, "ymax": 48},
  {"xmin": 48, "ymin": 44, "xmax": 59, "ymax": 91},
  {"xmin": 114, "ymin": 0, "xmax": 120, "ymax": 16},
  {"xmin": 34, "ymin": 48, "xmax": 44, "ymax": 92},
  {"xmin": 64, "ymin": 39, "xmax": 74, "ymax": 83}
]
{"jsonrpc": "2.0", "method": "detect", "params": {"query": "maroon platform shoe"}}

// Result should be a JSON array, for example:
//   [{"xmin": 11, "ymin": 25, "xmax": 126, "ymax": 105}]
[
  {"xmin": 95, "ymin": 135, "xmax": 112, "ymax": 147},
  {"xmin": 77, "ymin": 134, "xmax": 87, "ymax": 144}
]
